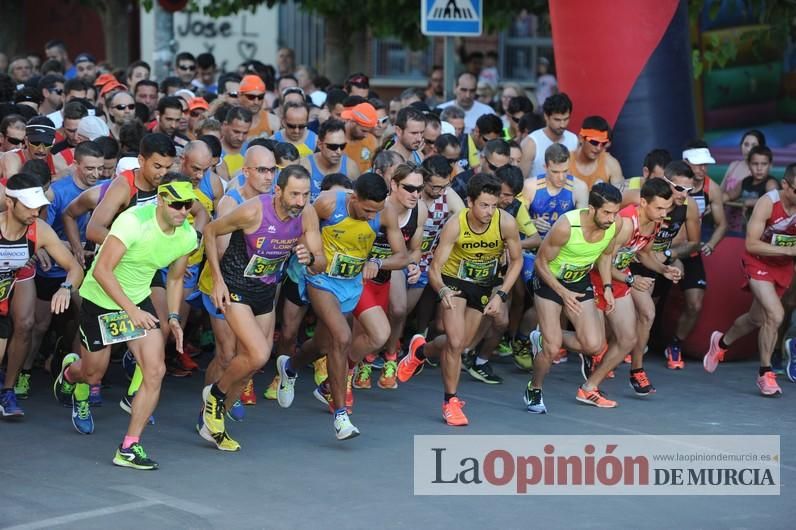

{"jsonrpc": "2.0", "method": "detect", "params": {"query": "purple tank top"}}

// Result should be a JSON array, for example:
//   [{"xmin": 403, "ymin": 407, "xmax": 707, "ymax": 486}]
[{"xmin": 242, "ymin": 194, "xmax": 303, "ymax": 284}]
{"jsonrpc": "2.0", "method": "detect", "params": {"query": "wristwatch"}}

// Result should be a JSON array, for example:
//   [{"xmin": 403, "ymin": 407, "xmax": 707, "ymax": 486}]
[
  {"xmin": 60, "ymin": 281, "xmax": 72, "ymax": 292},
  {"xmin": 663, "ymin": 249, "xmax": 673, "ymax": 265},
  {"xmin": 496, "ymin": 289, "xmax": 508, "ymax": 302},
  {"xmin": 624, "ymin": 274, "xmax": 635, "ymax": 287},
  {"xmin": 603, "ymin": 283, "xmax": 613, "ymax": 291},
  {"xmin": 307, "ymin": 253, "xmax": 315, "ymax": 268}
]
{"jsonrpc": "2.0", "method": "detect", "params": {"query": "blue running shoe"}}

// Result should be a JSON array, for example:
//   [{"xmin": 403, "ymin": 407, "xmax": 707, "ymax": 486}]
[
  {"xmin": 785, "ymin": 338, "xmax": 796, "ymax": 383},
  {"xmin": 227, "ymin": 399, "xmax": 245, "ymax": 422},
  {"xmin": 665, "ymin": 343, "xmax": 685, "ymax": 370},
  {"xmin": 0, "ymin": 388, "xmax": 24, "ymax": 417},
  {"xmin": 71, "ymin": 394, "xmax": 94, "ymax": 434},
  {"xmin": 89, "ymin": 384, "xmax": 103, "ymax": 407},
  {"xmin": 119, "ymin": 393, "xmax": 155, "ymax": 425},
  {"xmin": 121, "ymin": 349, "xmax": 136, "ymax": 381},
  {"xmin": 54, "ymin": 353, "xmax": 79, "ymax": 406}
]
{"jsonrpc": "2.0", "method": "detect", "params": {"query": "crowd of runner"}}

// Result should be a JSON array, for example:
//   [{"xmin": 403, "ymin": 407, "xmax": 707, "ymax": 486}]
[{"xmin": 0, "ymin": 42, "xmax": 794, "ymax": 471}]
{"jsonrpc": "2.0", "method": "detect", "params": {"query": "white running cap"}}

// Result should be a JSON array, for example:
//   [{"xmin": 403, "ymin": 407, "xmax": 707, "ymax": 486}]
[
  {"xmin": 682, "ymin": 147, "xmax": 715, "ymax": 165},
  {"xmin": 6, "ymin": 187, "xmax": 51, "ymax": 209}
]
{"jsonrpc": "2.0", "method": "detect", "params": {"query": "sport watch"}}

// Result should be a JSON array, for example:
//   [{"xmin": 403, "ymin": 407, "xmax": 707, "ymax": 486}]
[
  {"xmin": 624, "ymin": 274, "xmax": 635, "ymax": 287},
  {"xmin": 663, "ymin": 249, "xmax": 673, "ymax": 265}
]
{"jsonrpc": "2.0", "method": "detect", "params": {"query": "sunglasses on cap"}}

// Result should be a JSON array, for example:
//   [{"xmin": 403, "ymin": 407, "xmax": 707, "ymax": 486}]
[
  {"xmin": 178, "ymin": 64, "xmax": 196, "ymax": 71},
  {"xmin": 243, "ymin": 93, "xmax": 265, "ymax": 101},
  {"xmin": 6, "ymin": 137, "xmax": 24, "ymax": 146},
  {"xmin": 247, "ymin": 165, "xmax": 278, "ymax": 175},
  {"xmin": 285, "ymin": 122, "xmax": 307, "ymax": 130},
  {"xmin": 281, "ymin": 86, "xmax": 305, "ymax": 97},
  {"xmin": 164, "ymin": 197, "xmax": 194, "ymax": 210},
  {"xmin": 113, "ymin": 103, "xmax": 136, "ymax": 111},
  {"xmin": 325, "ymin": 143, "xmax": 347, "ymax": 152},
  {"xmin": 587, "ymin": 138, "xmax": 609, "ymax": 147},
  {"xmin": 400, "ymin": 183, "xmax": 423, "ymax": 194},
  {"xmin": 377, "ymin": 116, "xmax": 389, "ymax": 126},
  {"xmin": 662, "ymin": 176, "xmax": 693, "ymax": 193}
]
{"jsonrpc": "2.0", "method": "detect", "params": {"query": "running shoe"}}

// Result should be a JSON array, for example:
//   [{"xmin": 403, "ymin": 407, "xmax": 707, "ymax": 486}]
[
  {"xmin": 579, "ymin": 353, "xmax": 594, "ymax": 381},
  {"xmin": 442, "ymin": 397, "xmax": 469, "ymax": 426},
  {"xmin": 53, "ymin": 352, "xmax": 79, "ymax": 406},
  {"xmin": 199, "ymin": 425, "xmax": 241, "ymax": 451},
  {"xmin": 313, "ymin": 381, "xmax": 334, "ymax": 413},
  {"xmin": 703, "ymin": 331, "xmax": 726, "ymax": 373},
  {"xmin": 784, "ymin": 338, "xmax": 796, "ymax": 383},
  {"xmin": 523, "ymin": 385, "xmax": 546, "ymax": 414},
  {"xmin": 313, "ymin": 356, "xmax": 327, "ymax": 386},
  {"xmin": 468, "ymin": 361, "xmax": 503, "ymax": 384},
  {"xmin": 240, "ymin": 379, "xmax": 256, "ymax": 405},
  {"xmin": 552, "ymin": 350, "xmax": 568, "ymax": 364},
  {"xmin": 71, "ymin": 392, "xmax": 94, "ymax": 434},
  {"xmin": 333, "ymin": 411, "xmax": 360, "ymax": 440},
  {"xmin": 353, "ymin": 361, "xmax": 372, "ymax": 389},
  {"xmin": 665, "ymin": 342, "xmax": 685, "ymax": 370},
  {"xmin": 201, "ymin": 385, "xmax": 226, "ymax": 435},
  {"xmin": 377, "ymin": 360, "xmax": 398, "ymax": 389},
  {"xmin": 276, "ymin": 355, "xmax": 297, "ymax": 408},
  {"xmin": 184, "ymin": 341, "xmax": 202, "ymax": 358},
  {"xmin": 576, "ymin": 387, "xmax": 618, "ymax": 408},
  {"xmin": 346, "ymin": 371, "xmax": 355, "ymax": 411},
  {"xmin": 227, "ymin": 400, "xmax": 245, "ymax": 422},
  {"xmin": 371, "ymin": 355, "xmax": 385, "ymax": 370},
  {"xmin": 512, "ymin": 338, "xmax": 534, "ymax": 371},
  {"xmin": 424, "ymin": 357, "xmax": 439, "ymax": 368},
  {"xmin": 113, "ymin": 443, "xmax": 159, "ymax": 470},
  {"xmin": 165, "ymin": 361, "xmax": 192, "ymax": 377},
  {"xmin": 119, "ymin": 393, "xmax": 155, "ymax": 424},
  {"xmin": 176, "ymin": 349, "xmax": 199, "ymax": 372},
  {"xmin": 0, "ymin": 389, "xmax": 24, "ymax": 417},
  {"xmin": 629, "ymin": 369, "xmax": 656, "ymax": 396},
  {"xmin": 14, "ymin": 371, "xmax": 30, "ymax": 399},
  {"xmin": 89, "ymin": 384, "xmax": 103, "ymax": 407},
  {"xmin": 264, "ymin": 375, "xmax": 279, "ymax": 400},
  {"xmin": 529, "ymin": 330, "xmax": 542, "ymax": 360},
  {"xmin": 460, "ymin": 350, "xmax": 474, "ymax": 372},
  {"xmin": 121, "ymin": 349, "xmax": 136, "ymax": 380},
  {"xmin": 757, "ymin": 372, "xmax": 782, "ymax": 397},
  {"xmin": 397, "ymin": 334, "xmax": 426, "ymax": 383},
  {"xmin": 496, "ymin": 337, "xmax": 513, "ymax": 357},
  {"xmin": 624, "ymin": 354, "xmax": 632, "ymax": 364}
]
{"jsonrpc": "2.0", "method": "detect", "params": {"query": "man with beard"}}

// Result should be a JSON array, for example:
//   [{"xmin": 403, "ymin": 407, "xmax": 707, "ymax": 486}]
[
  {"xmin": 388, "ymin": 107, "xmax": 426, "ymax": 164},
  {"xmin": 300, "ymin": 119, "xmax": 359, "ymax": 201},
  {"xmin": 106, "ymin": 91, "xmax": 136, "ymax": 140},
  {"xmin": 220, "ymin": 107, "xmax": 253, "ymax": 177}
]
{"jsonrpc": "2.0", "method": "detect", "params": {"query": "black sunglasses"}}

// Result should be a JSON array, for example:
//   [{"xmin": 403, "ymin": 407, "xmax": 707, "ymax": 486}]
[
  {"xmin": 400, "ymin": 183, "xmax": 423, "ymax": 194},
  {"xmin": 178, "ymin": 64, "xmax": 196, "ymax": 71},
  {"xmin": 6, "ymin": 137, "xmax": 24, "ymax": 146},
  {"xmin": 166, "ymin": 199, "xmax": 194, "ymax": 210},
  {"xmin": 227, "ymin": 92, "xmax": 239, "ymax": 98},
  {"xmin": 377, "ymin": 116, "xmax": 389, "ymax": 126},
  {"xmin": 325, "ymin": 143, "xmax": 347, "ymax": 152},
  {"xmin": 29, "ymin": 140, "xmax": 53, "ymax": 148},
  {"xmin": 285, "ymin": 122, "xmax": 307, "ymax": 130},
  {"xmin": 510, "ymin": 114, "xmax": 523, "ymax": 123},
  {"xmin": 588, "ymin": 139, "xmax": 608, "ymax": 147},
  {"xmin": 445, "ymin": 157, "xmax": 459, "ymax": 166},
  {"xmin": 190, "ymin": 110, "xmax": 205, "ymax": 118},
  {"xmin": 113, "ymin": 104, "xmax": 136, "ymax": 111},
  {"xmin": 244, "ymin": 93, "xmax": 265, "ymax": 101},
  {"xmin": 486, "ymin": 160, "xmax": 505, "ymax": 172},
  {"xmin": 52, "ymin": 88, "xmax": 64, "ymax": 95}
]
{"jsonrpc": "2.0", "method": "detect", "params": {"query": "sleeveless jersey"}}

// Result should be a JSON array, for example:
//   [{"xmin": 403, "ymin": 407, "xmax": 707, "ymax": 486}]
[
  {"xmin": 569, "ymin": 151, "xmax": 609, "ymax": 190},
  {"xmin": 419, "ymin": 192, "xmax": 450, "ymax": 272},
  {"xmin": 273, "ymin": 129, "xmax": 318, "ymax": 159},
  {"xmin": 548, "ymin": 209, "xmax": 616, "ymax": 283},
  {"xmin": 39, "ymin": 175, "xmax": 87, "ymax": 278},
  {"xmin": 14, "ymin": 149, "xmax": 55, "ymax": 176},
  {"xmin": 120, "ymin": 169, "xmax": 158, "ymax": 208},
  {"xmin": 197, "ymin": 186, "xmax": 249, "ymax": 296},
  {"xmin": 308, "ymin": 155, "xmax": 349, "ymax": 202},
  {"xmin": 221, "ymin": 194, "xmax": 303, "ymax": 288},
  {"xmin": 529, "ymin": 174, "xmax": 575, "ymax": 238},
  {"xmin": 368, "ymin": 206, "xmax": 418, "ymax": 284},
  {"xmin": 754, "ymin": 189, "xmax": 796, "ymax": 267},
  {"xmin": 650, "ymin": 202, "xmax": 687, "ymax": 252},
  {"xmin": 528, "ymin": 128, "xmax": 578, "ymax": 178},
  {"xmin": 690, "ymin": 177, "xmax": 711, "ymax": 218},
  {"xmin": 0, "ymin": 222, "xmax": 37, "ymax": 302},
  {"xmin": 320, "ymin": 191, "xmax": 380, "ymax": 280},
  {"xmin": 441, "ymin": 208, "xmax": 503, "ymax": 286},
  {"xmin": 612, "ymin": 205, "xmax": 660, "ymax": 271}
]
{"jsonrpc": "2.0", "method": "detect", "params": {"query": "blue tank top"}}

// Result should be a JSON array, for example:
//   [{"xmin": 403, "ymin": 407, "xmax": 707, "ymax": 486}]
[
  {"xmin": 308, "ymin": 155, "xmax": 348, "ymax": 202},
  {"xmin": 226, "ymin": 187, "xmax": 245, "ymax": 206},
  {"xmin": 39, "ymin": 175, "xmax": 87, "ymax": 278},
  {"xmin": 529, "ymin": 174, "xmax": 576, "ymax": 238},
  {"xmin": 272, "ymin": 130, "xmax": 318, "ymax": 155},
  {"xmin": 198, "ymin": 169, "xmax": 216, "ymax": 204}
]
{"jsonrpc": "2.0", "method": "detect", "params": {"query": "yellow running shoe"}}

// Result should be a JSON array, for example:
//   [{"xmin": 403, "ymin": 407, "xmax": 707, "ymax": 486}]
[
  {"xmin": 199, "ymin": 426, "xmax": 241, "ymax": 451},
  {"xmin": 201, "ymin": 385, "xmax": 225, "ymax": 435},
  {"xmin": 313, "ymin": 356, "xmax": 328, "ymax": 386},
  {"xmin": 264, "ymin": 375, "xmax": 280, "ymax": 400}
]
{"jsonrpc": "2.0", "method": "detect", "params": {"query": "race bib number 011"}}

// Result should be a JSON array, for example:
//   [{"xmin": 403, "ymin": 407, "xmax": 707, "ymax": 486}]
[
  {"xmin": 98, "ymin": 310, "xmax": 147, "ymax": 346},
  {"xmin": 457, "ymin": 259, "xmax": 497, "ymax": 283},
  {"xmin": 557, "ymin": 262, "xmax": 592, "ymax": 283},
  {"xmin": 328, "ymin": 253, "xmax": 366, "ymax": 279},
  {"xmin": 243, "ymin": 253, "xmax": 287, "ymax": 279},
  {"xmin": 771, "ymin": 234, "xmax": 796, "ymax": 247}
]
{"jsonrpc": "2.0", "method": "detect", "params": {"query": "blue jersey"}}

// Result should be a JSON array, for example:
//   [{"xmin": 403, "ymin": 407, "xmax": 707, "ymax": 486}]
[
  {"xmin": 308, "ymin": 155, "xmax": 348, "ymax": 202},
  {"xmin": 39, "ymin": 175, "xmax": 88, "ymax": 278},
  {"xmin": 529, "ymin": 174, "xmax": 576, "ymax": 238}
]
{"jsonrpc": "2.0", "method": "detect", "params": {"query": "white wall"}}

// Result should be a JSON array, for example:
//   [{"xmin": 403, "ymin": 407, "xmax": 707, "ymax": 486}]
[{"xmin": 140, "ymin": 2, "xmax": 279, "ymax": 77}]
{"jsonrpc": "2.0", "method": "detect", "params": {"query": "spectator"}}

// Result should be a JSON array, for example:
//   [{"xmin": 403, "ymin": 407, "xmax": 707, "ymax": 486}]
[{"xmin": 721, "ymin": 129, "xmax": 767, "ymax": 235}]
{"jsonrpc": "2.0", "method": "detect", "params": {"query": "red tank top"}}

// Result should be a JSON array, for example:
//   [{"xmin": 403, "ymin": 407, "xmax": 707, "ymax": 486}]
[
  {"xmin": 15, "ymin": 149, "xmax": 55, "ymax": 176},
  {"xmin": 612, "ymin": 205, "xmax": 660, "ymax": 271},
  {"xmin": 756, "ymin": 189, "xmax": 796, "ymax": 267}
]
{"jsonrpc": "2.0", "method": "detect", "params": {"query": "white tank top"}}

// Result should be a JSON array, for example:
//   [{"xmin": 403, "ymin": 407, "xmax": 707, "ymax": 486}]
[{"xmin": 529, "ymin": 128, "xmax": 579, "ymax": 179}]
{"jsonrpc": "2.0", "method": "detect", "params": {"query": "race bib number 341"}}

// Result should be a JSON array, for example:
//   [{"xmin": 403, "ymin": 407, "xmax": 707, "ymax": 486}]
[
  {"xmin": 243, "ymin": 253, "xmax": 287, "ymax": 279},
  {"xmin": 98, "ymin": 310, "xmax": 147, "ymax": 346}
]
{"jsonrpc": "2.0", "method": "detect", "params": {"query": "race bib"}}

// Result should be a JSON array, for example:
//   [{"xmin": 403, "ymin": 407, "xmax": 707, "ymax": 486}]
[
  {"xmin": 0, "ymin": 276, "xmax": 14, "ymax": 302},
  {"xmin": 369, "ymin": 244, "xmax": 392, "ymax": 260},
  {"xmin": 420, "ymin": 234, "xmax": 437, "ymax": 252},
  {"xmin": 98, "ymin": 310, "xmax": 147, "ymax": 346},
  {"xmin": 613, "ymin": 249, "xmax": 635, "ymax": 270},
  {"xmin": 243, "ymin": 253, "xmax": 288, "ymax": 279},
  {"xmin": 457, "ymin": 258, "xmax": 498, "ymax": 283},
  {"xmin": 771, "ymin": 234, "xmax": 796, "ymax": 247},
  {"xmin": 328, "ymin": 252, "xmax": 366, "ymax": 279},
  {"xmin": 557, "ymin": 262, "xmax": 592, "ymax": 283}
]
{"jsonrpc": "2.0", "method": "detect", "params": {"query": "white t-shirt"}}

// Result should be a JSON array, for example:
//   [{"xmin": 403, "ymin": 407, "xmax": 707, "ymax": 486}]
[{"xmin": 437, "ymin": 99, "xmax": 495, "ymax": 134}]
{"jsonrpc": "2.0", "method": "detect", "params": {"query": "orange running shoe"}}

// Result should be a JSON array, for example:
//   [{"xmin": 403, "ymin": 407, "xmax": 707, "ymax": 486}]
[
  {"xmin": 397, "ymin": 334, "xmax": 426, "ymax": 383},
  {"xmin": 756, "ymin": 371, "xmax": 782, "ymax": 397},
  {"xmin": 552, "ymin": 349, "xmax": 568, "ymax": 364},
  {"xmin": 576, "ymin": 386, "xmax": 617, "ymax": 408},
  {"xmin": 378, "ymin": 359, "xmax": 399, "ymax": 389},
  {"xmin": 176, "ymin": 350, "xmax": 199, "ymax": 371},
  {"xmin": 241, "ymin": 379, "xmax": 256, "ymax": 405},
  {"xmin": 442, "ymin": 397, "xmax": 469, "ymax": 426},
  {"xmin": 353, "ymin": 362, "xmax": 372, "ymax": 389}
]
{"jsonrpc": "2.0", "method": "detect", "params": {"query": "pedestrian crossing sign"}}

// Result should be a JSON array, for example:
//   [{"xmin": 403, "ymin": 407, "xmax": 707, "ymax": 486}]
[{"xmin": 421, "ymin": 0, "xmax": 482, "ymax": 36}]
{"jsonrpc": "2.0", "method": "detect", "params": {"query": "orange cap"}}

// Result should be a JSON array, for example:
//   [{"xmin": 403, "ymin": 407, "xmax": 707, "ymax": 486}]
[
  {"xmin": 94, "ymin": 73, "xmax": 117, "ymax": 88},
  {"xmin": 99, "ymin": 81, "xmax": 127, "ymax": 98},
  {"xmin": 341, "ymin": 102, "xmax": 377, "ymax": 128},
  {"xmin": 239, "ymin": 74, "xmax": 266, "ymax": 94},
  {"xmin": 188, "ymin": 97, "xmax": 209, "ymax": 111}
]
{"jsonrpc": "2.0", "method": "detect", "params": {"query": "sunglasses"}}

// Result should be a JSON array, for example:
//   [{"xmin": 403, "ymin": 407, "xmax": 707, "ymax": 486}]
[
  {"xmin": 113, "ymin": 103, "xmax": 136, "ymax": 111},
  {"xmin": 486, "ymin": 160, "xmax": 504, "ymax": 172},
  {"xmin": 29, "ymin": 141, "xmax": 53, "ymax": 148},
  {"xmin": 662, "ymin": 176, "xmax": 693, "ymax": 193},
  {"xmin": 377, "ymin": 116, "xmax": 389, "ymax": 126},
  {"xmin": 325, "ymin": 143, "xmax": 347, "ymax": 152},
  {"xmin": 243, "ymin": 93, "xmax": 265, "ymax": 101},
  {"xmin": 52, "ymin": 88, "xmax": 64, "ymax": 95},
  {"xmin": 400, "ymin": 183, "xmax": 423, "ymax": 194},
  {"xmin": 6, "ymin": 137, "xmax": 24, "ymax": 146},
  {"xmin": 427, "ymin": 182, "xmax": 449, "ymax": 192},
  {"xmin": 248, "ymin": 166, "xmax": 277, "ymax": 175},
  {"xmin": 165, "ymin": 198, "xmax": 194, "ymax": 210},
  {"xmin": 510, "ymin": 114, "xmax": 524, "ymax": 123},
  {"xmin": 285, "ymin": 122, "xmax": 307, "ymax": 130},
  {"xmin": 190, "ymin": 110, "xmax": 205, "ymax": 118},
  {"xmin": 178, "ymin": 64, "xmax": 196, "ymax": 71},
  {"xmin": 227, "ymin": 92, "xmax": 238, "ymax": 98},
  {"xmin": 587, "ymin": 138, "xmax": 609, "ymax": 147}
]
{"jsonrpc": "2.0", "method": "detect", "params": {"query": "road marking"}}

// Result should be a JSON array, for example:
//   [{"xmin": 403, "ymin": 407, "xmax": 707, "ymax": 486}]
[
  {"xmin": 4, "ymin": 500, "xmax": 157, "ymax": 530},
  {"xmin": 111, "ymin": 485, "xmax": 220, "ymax": 516}
]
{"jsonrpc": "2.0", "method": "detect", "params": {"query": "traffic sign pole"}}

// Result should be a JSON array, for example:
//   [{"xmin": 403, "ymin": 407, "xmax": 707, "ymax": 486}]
[{"xmin": 444, "ymin": 36, "xmax": 455, "ymax": 100}]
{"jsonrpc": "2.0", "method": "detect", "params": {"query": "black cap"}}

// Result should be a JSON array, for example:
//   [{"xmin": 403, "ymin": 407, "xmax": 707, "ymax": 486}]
[
  {"xmin": 25, "ymin": 116, "xmax": 56, "ymax": 145},
  {"xmin": 74, "ymin": 53, "xmax": 96, "ymax": 65}
]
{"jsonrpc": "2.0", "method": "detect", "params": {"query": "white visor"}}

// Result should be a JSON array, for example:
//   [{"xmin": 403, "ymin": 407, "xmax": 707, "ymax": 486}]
[
  {"xmin": 682, "ymin": 147, "xmax": 716, "ymax": 165},
  {"xmin": 6, "ymin": 187, "xmax": 50, "ymax": 209}
]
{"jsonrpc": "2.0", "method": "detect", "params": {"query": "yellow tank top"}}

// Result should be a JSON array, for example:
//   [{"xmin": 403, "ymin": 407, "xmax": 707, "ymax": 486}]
[
  {"xmin": 441, "ymin": 208, "xmax": 504, "ymax": 285},
  {"xmin": 187, "ymin": 187, "xmax": 214, "ymax": 267},
  {"xmin": 320, "ymin": 191, "xmax": 380, "ymax": 278}
]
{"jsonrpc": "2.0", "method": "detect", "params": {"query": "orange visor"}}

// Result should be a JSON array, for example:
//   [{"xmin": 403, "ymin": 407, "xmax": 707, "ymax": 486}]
[{"xmin": 579, "ymin": 128, "xmax": 609, "ymax": 143}]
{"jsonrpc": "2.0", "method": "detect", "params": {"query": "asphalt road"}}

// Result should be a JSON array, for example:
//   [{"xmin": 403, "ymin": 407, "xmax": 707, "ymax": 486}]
[{"xmin": 1, "ymin": 353, "xmax": 793, "ymax": 530}]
